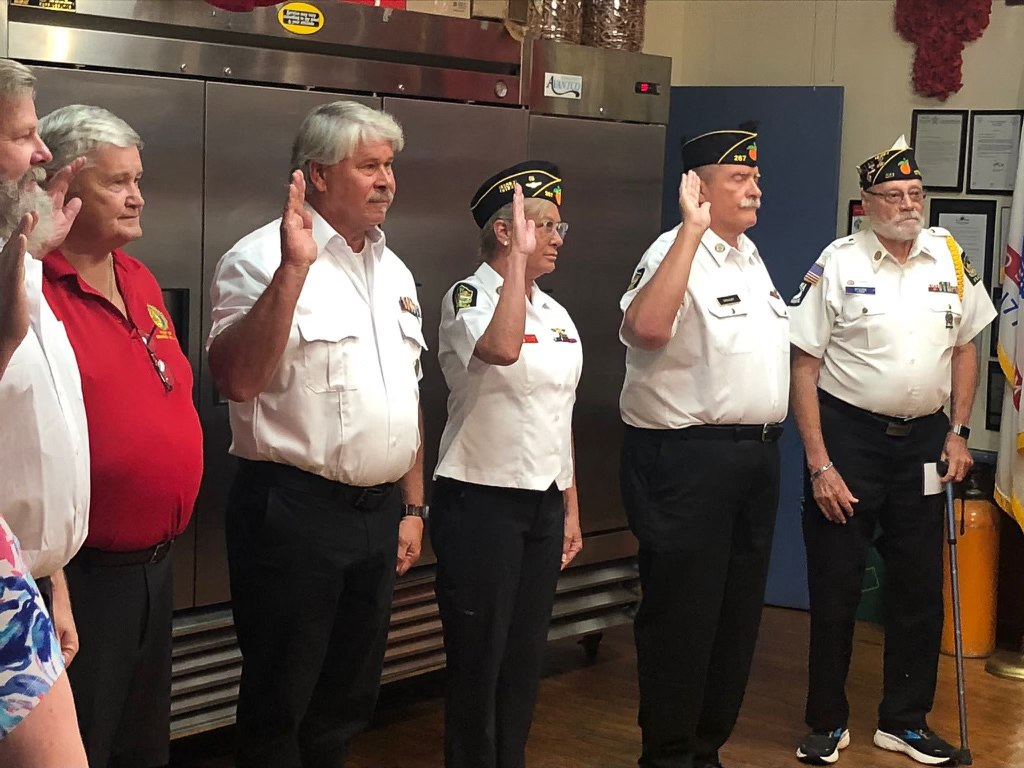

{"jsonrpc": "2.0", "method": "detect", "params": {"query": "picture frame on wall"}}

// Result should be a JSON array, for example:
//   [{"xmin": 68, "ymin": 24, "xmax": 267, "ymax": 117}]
[
  {"xmin": 910, "ymin": 109, "xmax": 967, "ymax": 192},
  {"xmin": 847, "ymin": 200, "xmax": 868, "ymax": 235},
  {"xmin": 928, "ymin": 197, "xmax": 997, "ymax": 293},
  {"xmin": 968, "ymin": 110, "xmax": 1024, "ymax": 195}
]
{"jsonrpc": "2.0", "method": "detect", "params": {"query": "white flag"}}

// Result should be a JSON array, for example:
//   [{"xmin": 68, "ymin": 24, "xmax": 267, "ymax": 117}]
[{"xmin": 995, "ymin": 125, "xmax": 1024, "ymax": 532}]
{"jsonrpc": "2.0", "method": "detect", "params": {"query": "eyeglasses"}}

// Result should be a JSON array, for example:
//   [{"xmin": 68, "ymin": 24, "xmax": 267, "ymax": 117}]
[
  {"xmin": 865, "ymin": 188, "xmax": 926, "ymax": 205},
  {"xmin": 537, "ymin": 220, "xmax": 569, "ymax": 238},
  {"xmin": 141, "ymin": 323, "xmax": 173, "ymax": 393}
]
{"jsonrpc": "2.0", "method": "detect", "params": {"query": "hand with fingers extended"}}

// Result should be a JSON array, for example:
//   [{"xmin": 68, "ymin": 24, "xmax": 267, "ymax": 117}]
[
  {"xmin": 27, "ymin": 157, "xmax": 85, "ymax": 256},
  {"xmin": 509, "ymin": 182, "xmax": 536, "ymax": 265},
  {"xmin": 280, "ymin": 170, "xmax": 318, "ymax": 270},
  {"xmin": 0, "ymin": 213, "xmax": 38, "ymax": 374},
  {"xmin": 811, "ymin": 463, "xmax": 859, "ymax": 524},
  {"xmin": 678, "ymin": 170, "xmax": 711, "ymax": 233}
]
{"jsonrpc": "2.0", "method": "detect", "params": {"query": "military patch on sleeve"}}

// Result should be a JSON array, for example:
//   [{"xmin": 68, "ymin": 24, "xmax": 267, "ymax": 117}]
[
  {"xmin": 628, "ymin": 267, "xmax": 646, "ymax": 292},
  {"xmin": 453, "ymin": 283, "xmax": 478, "ymax": 312},
  {"xmin": 962, "ymin": 253, "xmax": 981, "ymax": 286},
  {"xmin": 789, "ymin": 281, "xmax": 812, "ymax": 307}
]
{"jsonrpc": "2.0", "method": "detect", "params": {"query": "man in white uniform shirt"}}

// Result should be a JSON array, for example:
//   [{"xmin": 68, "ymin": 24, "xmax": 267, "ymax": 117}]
[
  {"xmin": 0, "ymin": 58, "xmax": 89, "ymax": 668},
  {"xmin": 208, "ymin": 101, "xmax": 426, "ymax": 768},
  {"xmin": 789, "ymin": 139, "xmax": 995, "ymax": 767},
  {"xmin": 619, "ymin": 127, "xmax": 788, "ymax": 768}
]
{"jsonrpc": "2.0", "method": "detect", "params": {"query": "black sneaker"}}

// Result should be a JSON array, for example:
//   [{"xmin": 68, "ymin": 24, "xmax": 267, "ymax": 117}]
[
  {"xmin": 873, "ymin": 727, "xmax": 957, "ymax": 765},
  {"xmin": 796, "ymin": 728, "xmax": 850, "ymax": 765}
]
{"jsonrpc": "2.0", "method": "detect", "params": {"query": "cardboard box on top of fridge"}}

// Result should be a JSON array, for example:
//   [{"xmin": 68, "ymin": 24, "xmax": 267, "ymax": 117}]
[
  {"xmin": 471, "ymin": 0, "xmax": 505, "ymax": 19},
  {"xmin": 405, "ymin": 0, "xmax": 472, "ymax": 18}
]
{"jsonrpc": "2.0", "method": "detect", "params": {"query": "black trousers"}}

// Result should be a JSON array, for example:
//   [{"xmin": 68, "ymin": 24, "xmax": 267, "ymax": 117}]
[
  {"xmin": 227, "ymin": 459, "xmax": 402, "ymax": 768},
  {"xmin": 803, "ymin": 394, "xmax": 947, "ymax": 733},
  {"xmin": 430, "ymin": 477, "xmax": 564, "ymax": 768},
  {"xmin": 65, "ymin": 552, "xmax": 174, "ymax": 768},
  {"xmin": 621, "ymin": 427, "xmax": 780, "ymax": 768}
]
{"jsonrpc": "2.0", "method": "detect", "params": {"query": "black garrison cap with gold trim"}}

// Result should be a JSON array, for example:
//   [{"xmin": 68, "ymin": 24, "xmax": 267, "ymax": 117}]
[
  {"xmin": 858, "ymin": 135, "xmax": 922, "ymax": 190},
  {"xmin": 681, "ymin": 123, "xmax": 759, "ymax": 173},
  {"xmin": 470, "ymin": 161, "xmax": 562, "ymax": 228}
]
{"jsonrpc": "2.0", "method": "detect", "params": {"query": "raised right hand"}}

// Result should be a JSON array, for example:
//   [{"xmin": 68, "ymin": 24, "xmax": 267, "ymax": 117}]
[
  {"xmin": 678, "ymin": 170, "xmax": 711, "ymax": 232},
  {"xmin": 0, "ymin": 213, "xmax": 37, "ymax": 361},
  {"xmin": 509, "ymin": 183, "xmax": 536, "ymax": 264},
  {"xmin": 811, "ymin": 465, "xmax": 859, "ymax": 524},
  {"xmin": 280, "ymin": 171, "xmax": 318, "ymax": 269}
]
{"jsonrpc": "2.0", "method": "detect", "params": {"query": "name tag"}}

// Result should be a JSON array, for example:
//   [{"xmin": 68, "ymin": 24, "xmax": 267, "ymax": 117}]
[
  {"xmin": 717, "ymin": 294, "xmax": 741, "ymax": 305},
  {"xmin": 845, "ymin": 285, "xmax": 876, "ymax": 295}
]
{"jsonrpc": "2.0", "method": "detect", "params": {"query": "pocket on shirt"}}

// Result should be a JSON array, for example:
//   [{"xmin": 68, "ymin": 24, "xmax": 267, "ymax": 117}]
[
  {"xmin": 397, "ymin": 312, "xmax": 427, "ymax": 381},
  {"xmin": 397, "ymin": 312, "xmax": 427, "ymax": 354},
  {"xmin": 707, "ymin": 301, "xmax": 753, "ymax": 353},
  {"xmin": 841, "ymin": 296, "xmax": 887, "ymax": 349},
  {"xmin": 926, "ymin": 296, "xmax": 963, "ymax": 347},
  {"xmin": 297, "ymin": 315, "xmax": 359, "ymax": 393}
]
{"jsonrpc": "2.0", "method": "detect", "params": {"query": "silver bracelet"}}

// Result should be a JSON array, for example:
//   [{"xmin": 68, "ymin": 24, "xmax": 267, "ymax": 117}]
[{"xmin": 809, "ymin": 461, "xmax": 834, "ymax": 481}]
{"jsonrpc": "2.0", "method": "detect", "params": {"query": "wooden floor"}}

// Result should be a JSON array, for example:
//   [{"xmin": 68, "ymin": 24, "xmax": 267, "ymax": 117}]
[{"xmin": 170, "ymin": 607, "xmax": 1024, "ymax": 767}]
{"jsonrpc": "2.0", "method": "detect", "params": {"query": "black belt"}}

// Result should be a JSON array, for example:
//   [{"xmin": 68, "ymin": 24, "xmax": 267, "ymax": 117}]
[
  {"xmin": 668, "ymin": 423, "xmax": 784, "ymax": 443},
  {"xmin": 239, "ymin": 459, "xmax": 396, "ymax": 508},
  {"xmin": 818, "ymin": 389, "xmax": 940, "ymax": 437},
  {"xmin": 78, "ymin": 540, "xmax": 173, "ymax": 567}
]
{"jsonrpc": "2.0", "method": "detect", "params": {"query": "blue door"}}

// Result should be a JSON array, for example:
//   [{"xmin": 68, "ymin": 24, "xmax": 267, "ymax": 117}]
[{"xmin": 662, "ymin": 85, "xmax": 845, "ymax": 608}]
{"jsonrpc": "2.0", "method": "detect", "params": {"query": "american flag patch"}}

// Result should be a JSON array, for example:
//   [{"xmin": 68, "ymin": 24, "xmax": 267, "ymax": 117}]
[{"xmin": 803, "ymin": 262, "xmax": 824, "ymax": 285}]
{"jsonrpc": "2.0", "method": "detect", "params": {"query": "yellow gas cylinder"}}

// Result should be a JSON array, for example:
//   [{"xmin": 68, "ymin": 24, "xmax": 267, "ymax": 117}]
[{"xmin": 942, "ymin": 480, "xmax": 1000, "ymax": 658}]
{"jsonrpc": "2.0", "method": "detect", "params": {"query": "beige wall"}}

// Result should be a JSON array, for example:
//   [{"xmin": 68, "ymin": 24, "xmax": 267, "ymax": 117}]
[{"xmin": 643, "ymin": 0, "xmax": 1024, "ymax": 448}]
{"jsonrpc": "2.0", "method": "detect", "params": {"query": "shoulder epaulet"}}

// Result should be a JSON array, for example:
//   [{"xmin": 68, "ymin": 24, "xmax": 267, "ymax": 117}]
[
  {"xmin": 834, "ymin": 235, "xmax": 858, "ymax": 248},
  {"xmin": 451, "ymin": 282, "xmax": 478, "ymax": 312},
  {"xmin": 927, "ymin": 226, "xmax": 952, "ymax": 238}
]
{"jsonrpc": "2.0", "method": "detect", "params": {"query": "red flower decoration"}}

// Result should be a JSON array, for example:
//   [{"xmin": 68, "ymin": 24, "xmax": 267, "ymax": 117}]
[{"xmin": 895, "ymin": 0, "xmax": 991, "ymax": 100}]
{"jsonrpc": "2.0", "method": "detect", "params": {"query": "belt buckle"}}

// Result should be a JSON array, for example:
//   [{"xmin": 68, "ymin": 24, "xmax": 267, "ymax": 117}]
[{"xmin": 885, "ymin": 421, "xmax": 912, "ymax": 437}]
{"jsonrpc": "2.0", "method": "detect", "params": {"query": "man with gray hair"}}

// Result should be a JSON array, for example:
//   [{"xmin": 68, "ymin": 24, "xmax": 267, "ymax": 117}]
[
  {"xmin": 0, "ymin": 55, "xmax": 89, "ymax": 766},
  {"xmin": 0, "ymin": 59, "xmax": 89, "ymax": 669},
  {"xmin": 208, "ymin": 100, "xmax": 426, "ymax": 767},
  {"xmin": 38, "ymin": 103, "xmax": 204, "ymax": 768}
]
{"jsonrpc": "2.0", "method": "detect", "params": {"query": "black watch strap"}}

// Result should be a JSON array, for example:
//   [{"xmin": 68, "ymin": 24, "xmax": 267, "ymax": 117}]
[
  {"xmin": 402, "ymin": 504, "xmax": 428, "ymax": 519},
  {"xmin": 950, "ymin": 423, "xmax": 971, "ymax": 440}
]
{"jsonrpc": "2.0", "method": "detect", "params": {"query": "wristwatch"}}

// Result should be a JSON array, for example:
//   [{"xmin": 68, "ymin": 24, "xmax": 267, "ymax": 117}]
[
  {"xmin": 949, "ymin": 423, "xmax": 971, "ymax": 440},
  {"xmin": 402, "ymin": 504, "xmax": 428, "ymax": 520}
]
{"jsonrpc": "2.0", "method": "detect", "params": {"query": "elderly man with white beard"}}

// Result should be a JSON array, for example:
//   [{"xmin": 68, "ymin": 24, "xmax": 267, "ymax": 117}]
[
  {"xmin": 0, "ymin": 58, "xmax": 88, "ymax": 765},
  {"xmin": 788, "ymin": 138, "xmax": 996, "ymax": 767},
  {"xmin": 0, "ymin": 59, "xmax": 88, "ymax": 628}
]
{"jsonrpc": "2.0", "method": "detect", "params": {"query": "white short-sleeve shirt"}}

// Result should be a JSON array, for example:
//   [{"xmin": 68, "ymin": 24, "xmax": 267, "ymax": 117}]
[
  {"xmin": 208, "ymin": 210, "xmax": 426, "ymax": 487},
  {"xmin": 619, "ymin": 226, "xmax": 790, "ymax": 429},
  {"xmin": 788, "ymin": 226, "xmax": 996, "ymax": 418},
  {"xmin": 435, "ymin": 262, "xmax": 582, "ymax": 491},
  {"xmin": 0, "ymin": 252, "xmax": 90, "ymax": 578}
]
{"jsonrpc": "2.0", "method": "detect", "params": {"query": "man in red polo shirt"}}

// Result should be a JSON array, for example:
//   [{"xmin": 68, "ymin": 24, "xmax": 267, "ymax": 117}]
[{"xmin": 37, "ymin": 104, "xmax": 203, "ymax": 768}]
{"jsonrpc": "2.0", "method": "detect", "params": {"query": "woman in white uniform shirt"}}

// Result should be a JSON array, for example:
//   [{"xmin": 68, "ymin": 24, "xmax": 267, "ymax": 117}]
[{"xmin": 432, "ymin": 161, "xmax": 583, "ymax": 768}]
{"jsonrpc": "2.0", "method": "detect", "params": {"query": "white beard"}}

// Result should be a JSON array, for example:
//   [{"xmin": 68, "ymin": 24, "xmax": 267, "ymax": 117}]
[
  {"xmin": 0, "ymin": 170, "xmax": 55, "ymax": 250},
  {"xmin": 871, "ymin": 212, "xmax": 923, "ymax": 243}
]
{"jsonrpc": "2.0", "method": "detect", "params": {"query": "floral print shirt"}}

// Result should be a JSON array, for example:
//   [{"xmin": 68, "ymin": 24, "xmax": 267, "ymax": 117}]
[{"xmin": 0, "ymin": 516, "xmax": 63, "ymax": 739}]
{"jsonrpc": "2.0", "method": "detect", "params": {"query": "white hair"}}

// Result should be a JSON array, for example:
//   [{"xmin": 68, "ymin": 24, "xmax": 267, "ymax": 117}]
[
  {"xmin": 290, "ymin": 101, "xmax": 404, "ymax": 193},
  {"xmin": 37, "ymin": 104, "xmax": 143, "ymax": 173},
  {"xmin": 0, "ymin": 59, "xmax": 35, "ymax": 100},
  {"xmin": 479, "ymin": 198, "xmax": 552, "ymax": 261}
]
